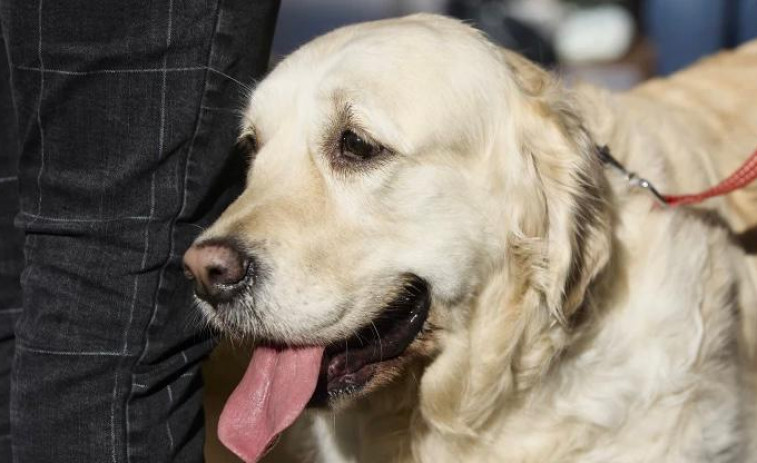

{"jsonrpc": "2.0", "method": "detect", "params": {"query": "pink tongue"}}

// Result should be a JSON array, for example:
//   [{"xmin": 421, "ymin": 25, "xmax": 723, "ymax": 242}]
[{"xmin": 218, "ymin": 345, "xmax": 324, "ymax": 463}]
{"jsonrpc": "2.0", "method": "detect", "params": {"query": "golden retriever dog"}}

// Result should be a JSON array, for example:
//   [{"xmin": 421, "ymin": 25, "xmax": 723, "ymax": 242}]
[{"xmin": 183, "ymin": 14, "xmax": 757, "ymax": 463}]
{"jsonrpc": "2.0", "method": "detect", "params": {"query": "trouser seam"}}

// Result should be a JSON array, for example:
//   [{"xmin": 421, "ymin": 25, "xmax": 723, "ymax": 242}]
[
  {"xmin": 120, "ymin": 1, "xmax": 175, "ymax": 462},
  {"xmin": 33, "ymin": 0, "xmax": 45, "ymax": 219},
  {"xmin": 124, "ymin": 0, "xmax": 224, "ymax": 461}
]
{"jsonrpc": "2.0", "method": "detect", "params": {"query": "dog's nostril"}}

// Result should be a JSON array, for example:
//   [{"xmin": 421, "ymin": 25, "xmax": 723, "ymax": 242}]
[
  {"xmin": 182, "ymin": 239, "xmax": 250, "ymax": 303},
  {"xmin": 206, "ymin": 259, "xmax": 248, "ymax": 287},
  {"xmin": 208, "ymin": 264, "xmax": 225, "ymax": 280}
]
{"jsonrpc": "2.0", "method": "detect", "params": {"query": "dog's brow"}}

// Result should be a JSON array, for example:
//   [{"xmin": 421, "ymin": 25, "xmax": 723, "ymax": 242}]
[
  {"xmin": 330, "ymin": 91, "xmax": 353, "ymax": 127},
  {"xmin": 322, "ymin": 93, "xmax": 354, "ymax": 144},
  {"xmin": 241, "ymin": 108, "xmax": 256, "ymax": 133},
  {"xmin": 330, "ymin": 88, "xmax": 350, "ymax": 108}
]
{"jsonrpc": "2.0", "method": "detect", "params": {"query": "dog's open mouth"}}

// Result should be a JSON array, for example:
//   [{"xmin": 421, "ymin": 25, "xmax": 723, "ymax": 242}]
[
  {"xmin": 217, "ymin": 276, "xmax": 431, "ymax": 463},
  {"xmin": 310, "ymin": 276, "xmax": 431, "ymax": 405}
]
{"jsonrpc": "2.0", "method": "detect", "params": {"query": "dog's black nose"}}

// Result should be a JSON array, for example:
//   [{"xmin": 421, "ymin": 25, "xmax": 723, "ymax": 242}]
[{"xmin": 183, "ymin": 240, "xmax": 249, "ymax": 304}]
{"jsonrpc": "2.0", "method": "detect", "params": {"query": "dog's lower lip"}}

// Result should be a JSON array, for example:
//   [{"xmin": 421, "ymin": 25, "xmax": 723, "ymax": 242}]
[{"xmin": 308, "ymin": 276, "xmax": 431, "ymax": 406}]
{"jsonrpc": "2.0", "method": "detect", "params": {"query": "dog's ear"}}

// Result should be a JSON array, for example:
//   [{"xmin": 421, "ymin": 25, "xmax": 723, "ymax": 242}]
[
  {"xmin": 418, "ymin": 52, "xmax": 613, "ymax": 440},
  {"xmin": 502, "ymin": 49, "xmax": 613, "ymax": 323}
]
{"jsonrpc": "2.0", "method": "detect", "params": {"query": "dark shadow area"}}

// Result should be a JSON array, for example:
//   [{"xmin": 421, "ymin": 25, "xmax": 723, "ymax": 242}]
[{"xmin": 736, "ymin": 225, "xmax": 757, "ymax": 255}]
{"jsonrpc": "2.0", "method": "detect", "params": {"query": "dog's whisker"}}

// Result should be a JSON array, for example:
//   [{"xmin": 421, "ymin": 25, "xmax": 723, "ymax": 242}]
[
  {"xmin": 409, "ymin": 370, "xmax": 419, "ymax": 388},
  {"xmin": 352, "ymin": 328, "xmax": 367, "ymax": 347},
  {"xmin": 204, "ymin": 67, "xmax": 255, "ymax": 93},
  {"xmin": 370, "ymin": 321, "xmax": 384, "ymax": 362},
  {"xmin": 187, "ymin": 223, "xmax": 207, "ymax": 233},
  {"xmin": 344, "ymin": 339, "xmax": 349, "ymax": 366}
]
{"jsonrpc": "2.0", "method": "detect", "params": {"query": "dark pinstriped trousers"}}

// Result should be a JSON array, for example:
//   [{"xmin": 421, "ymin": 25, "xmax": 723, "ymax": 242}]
[{"xmin": 0, "ymin": 1, "xmax": 279, "ymax": 461}]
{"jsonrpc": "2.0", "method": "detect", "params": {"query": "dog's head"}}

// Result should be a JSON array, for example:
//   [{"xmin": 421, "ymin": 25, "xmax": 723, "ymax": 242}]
[{"xmin": 184, "ymin": 14, "xmax": 612, "ymax": 460}]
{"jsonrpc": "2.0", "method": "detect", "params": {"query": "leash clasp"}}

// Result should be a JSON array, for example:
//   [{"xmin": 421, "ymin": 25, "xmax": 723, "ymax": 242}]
[
  {"xmin": 596, "ymin": 146, "xmax": 668, "ymax": 206},
  {"xmin": 626, "ymin": 173, "xmax": 667, "ymax": 205}
]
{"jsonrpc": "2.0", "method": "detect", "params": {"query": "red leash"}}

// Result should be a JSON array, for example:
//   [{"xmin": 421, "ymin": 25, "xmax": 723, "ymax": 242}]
[
  {"xmin": 662, "ymin": 148, "xmax": 757, "ymax": 206},
  {"xmin": 598, "ymin": 146, "xmax": 757, "ymax": 207}
]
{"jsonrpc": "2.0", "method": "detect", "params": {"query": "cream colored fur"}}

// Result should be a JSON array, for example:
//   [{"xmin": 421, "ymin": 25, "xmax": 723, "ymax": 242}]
[{"xmin": 202, "ymin": 14, "xmax": 757, "ymax": 463}]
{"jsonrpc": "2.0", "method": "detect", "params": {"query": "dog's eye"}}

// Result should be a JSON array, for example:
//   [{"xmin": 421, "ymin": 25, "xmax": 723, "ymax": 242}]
[
  {"xmin": 233, "ymin": 134, "xmax": 258, "ymax": 156},
  {"xmin": 339, "ymin": 130, "xmax": 382, "ymax": 161},
  {"xmin": 231, "ymin": 133, "xmax": 258, "ymax": 176}
]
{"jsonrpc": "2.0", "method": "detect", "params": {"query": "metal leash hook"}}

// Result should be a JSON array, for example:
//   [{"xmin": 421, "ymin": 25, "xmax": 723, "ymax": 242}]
[
  {"xmin": 596, "ymin": 145, "xmax": 668, "ymax": 206},
  {"xmin": 625, "ymin": 172, "xmax": 667, "ymax": 205}
]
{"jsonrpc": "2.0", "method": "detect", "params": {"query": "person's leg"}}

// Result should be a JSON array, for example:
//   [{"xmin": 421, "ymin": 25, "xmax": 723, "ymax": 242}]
[
  {"xmin": 644, "ymin": 0, "xmax": 727, "ymax": 74},
  {"xmin": 0, "ymin": 19, "xmax": 22, "ymax": 463},
  {"xmin": 1, "ymin": 0, "xmax": 279, "ymax": 461}
]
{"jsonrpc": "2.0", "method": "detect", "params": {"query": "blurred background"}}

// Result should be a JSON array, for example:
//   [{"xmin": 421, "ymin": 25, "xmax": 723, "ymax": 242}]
[{"xmin": 270, "ymin": 0, "xmax": 757, "ymax": 90}]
